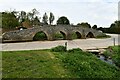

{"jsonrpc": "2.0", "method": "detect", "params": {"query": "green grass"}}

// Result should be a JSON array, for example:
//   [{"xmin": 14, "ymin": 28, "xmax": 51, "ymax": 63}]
[
  {"xmin": 2, "ymin": 50, "xmax": 71, "ymax": 78},
  {"xmin": 2, "ymin": 48, "xmax": 120, "ymax": 78}
]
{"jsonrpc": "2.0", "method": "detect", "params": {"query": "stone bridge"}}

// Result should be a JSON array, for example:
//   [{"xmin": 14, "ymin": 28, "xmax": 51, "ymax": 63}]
[{"xmin": 2, "ymin": 25, "xmax": 104, "ymax": 42}]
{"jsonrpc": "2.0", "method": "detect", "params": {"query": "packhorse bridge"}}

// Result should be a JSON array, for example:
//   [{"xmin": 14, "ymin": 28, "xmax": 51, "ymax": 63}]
[{"xmin": 2, "ymin": 25, "xmax": 104, "ymax": 42}]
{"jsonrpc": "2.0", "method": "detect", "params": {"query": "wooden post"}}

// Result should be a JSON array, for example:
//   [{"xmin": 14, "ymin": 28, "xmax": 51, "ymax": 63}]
[
  {"xmin": 113, "ymin": 38, "xmax": 115, "ymax": 46},
  {"xmin": 65, "ymin": 42, "xmax": 67, "ymax": 51}
]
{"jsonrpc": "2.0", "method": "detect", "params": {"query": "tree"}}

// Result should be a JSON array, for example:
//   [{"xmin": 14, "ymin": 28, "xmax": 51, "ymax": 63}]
[
  {"xmin": 49, "ymin": 12, "xmax": 55, "ymax": 25},
  {"xmin": 114, "ymin": 20, "xmax": 120, "ymax": 27},
  {"xmin": 98, "ymin": 27, "xmax": 103, "ymax": 30},
  {"xmin": 27, "ymin": 12, "xmax": 34, "ymax": 21},
  {"xmin": 77, "ymin": 22, "xmax": 91, "ymax": 28},
  {"xmin": 33, "ymin": 16, "xmax": 40, "ymax": 25},
  {"xmin": 42, "ymin": 12, "xmax": 48, "ymax": 25},
  {"xmin": 92, "ymin": 25, "xmax": 97, "ymax": 29},
  {"xmin": 57, "ymin": 16, "xmax": 70, "ymax": 25},
  {"xmin": 32, "ymin": 8, "xmax": 39, "ymax": 18},
  {"xmin": 12, "ymin": 10, "xmax": 19, "ymax": 19},
  {"xmin": 2, "ymin": 12, "xmax": 20, "ymax": 29},
  {"xmin": 109, "ymin": 20, "xmax": 120, "ymax": 34},
  {"xmin": 18, "ymin": 11, "xmax": 27, "ymax": 23},
  {"xmin": 110, "ymin": 23, "xmax": 116, "ymax": 29},
  {"xmin": 26, "ymin": 8, "xmax": 40, "ymax": 26}
]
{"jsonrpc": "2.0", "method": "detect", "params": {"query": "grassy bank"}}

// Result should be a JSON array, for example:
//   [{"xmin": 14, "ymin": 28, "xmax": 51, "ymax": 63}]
[
  {"xmin": 2, "ymin": 47, "xmax": 120, "ymax": 78},
  {"xmin": 104, "ymin": 46, "xmax": 120, "ymax": 68}
]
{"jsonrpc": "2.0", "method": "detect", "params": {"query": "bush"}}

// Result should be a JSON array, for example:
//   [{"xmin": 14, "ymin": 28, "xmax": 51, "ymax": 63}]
[
  {"xmin": 103, "ymin": 46, "xmax": 120, "ymax": 68},
  {"xmin": 104, "ymin": 50, "xmax": 112, "ymax": 58},
  {"xmin": 33, "ymin": 32, "xmax": 47, "ymax": 41},
  {"xmin": 96, "ymin": 34, "xmax": 111, "ymax": 38},
  {"xmin": 67, "ymin": 48, "xmax": 82, "ymax": 53},
  {"xmin": 113, "ymin": 57, "xmax": 120, "ymax": 67},
  {"xmin": 54, "ymin": 33, "xmax": 64, "ymax": 40},
  {"xmin": 112, "ymin": 46, "xmax": 120, "ymax": 67},
  {"xmin": 71, "ymin": 33, "xmax": 77, "ymax": 39},
  {"xmin": 51, "ymin": 45, "xmax": 66, "ymax": 52}
]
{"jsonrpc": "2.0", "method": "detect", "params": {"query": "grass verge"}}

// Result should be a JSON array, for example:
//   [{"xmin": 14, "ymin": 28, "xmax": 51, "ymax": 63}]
[{"xmin": 2, "ymin": 48, "xmax": 120, "ymax": 78}]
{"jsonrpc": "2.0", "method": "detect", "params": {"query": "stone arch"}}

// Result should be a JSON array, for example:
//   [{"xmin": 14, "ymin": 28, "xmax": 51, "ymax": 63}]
[
  {"xmin": 86, "ymin": 32, "xmax": 95, "ymax": 38},
  {"xmin": 75, "ymin": 31, "xmax": 82, "ymax": 39},
  {"xmin": 59, "ymin": 31, "xmax": 67, "ymax": 40},
  {"xmin": 33, "ymin": 31, "xmax": 48, "ymax": 41}
]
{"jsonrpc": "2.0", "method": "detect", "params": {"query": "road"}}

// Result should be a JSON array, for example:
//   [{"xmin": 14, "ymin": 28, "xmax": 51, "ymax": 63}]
[{"xmin": 1, "ymin": 34, "xmax": 119, "ymax": 51}]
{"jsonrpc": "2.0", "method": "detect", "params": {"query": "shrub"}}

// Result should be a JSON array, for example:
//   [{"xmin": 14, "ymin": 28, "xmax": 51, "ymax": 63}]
[
  {"xmin": 51, "ymin": 45, "xmax": 66, "ymax": 52},
  {"xmin": 103, "ymin": 46, "xmax": 120, "ymax": 68},
  {"xmin": 33, "ymin": 32, "xmax": 47, "ymax": 41},
  {"xmin": 113, "ymin": 57, "xmax": 120, "ymax": 67},
  {"xmin": 112, "ymin": 46, "xmax": 120, "ymax": 67},
  {"xmin": 96, "ymin": 34, "xmax": 111, "ymax": 38},
  {"xmin": 67, "ymin": 48, "xmax": 82, "ymax": 53},
  {"xmin": 104, "ymin": 50, "xmax": 112, "ymax": 58},
  {"xmin": 54, "ymin": 33, "xmax": 63, "ymax": 40},
  {"xmin": 71, "ymin": 33, "xmax": 77, "ymax": 39}
]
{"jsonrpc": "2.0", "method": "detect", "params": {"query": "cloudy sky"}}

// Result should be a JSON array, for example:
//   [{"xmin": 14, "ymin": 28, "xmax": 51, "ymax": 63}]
[{"xmin": 0, "ymin": 0, "xmax": 119, "ymax": 27}]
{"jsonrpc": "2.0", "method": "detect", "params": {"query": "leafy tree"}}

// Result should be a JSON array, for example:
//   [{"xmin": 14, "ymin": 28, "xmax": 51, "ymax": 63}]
[
  {"xmin": 2, "ymin": 12, "xmax": 20, "ymax": 29},
  {"xmin": 18, "ymin": 11, "xmax": 27, "ymax": 23},
  {"xmin": 110, "ymin": 23, "xmax": 116, "ymax": 29},
  {"xmin": 109, "ymin": 20, "xmax": 120, "ymax": 34},
  {"xmin": 109, "ymin": 20, "xmax": 120, "ymax": 29},
  {"xmin": 57, "ymin": 16, "xmax": 70, "ymax": 25},
  {"xmin": 92, "ymin": 25, "xmax": 97, "ymax": 29},
  {"xmin": 12, "ymin": 10, "xmax": 19, "ymax": 19},
  {"xmin": 77, "ymin": 23, "xmax": 81, "ymax": 25},
  {"xmin": 16, "ymin": 9, "xmax": 40, "ymax": 26},
  {"xmin": 114, "ymin": 20, "xmax": 120, "ymax": 27},
  {"xmin": 77, "ymin": 22, "xmax": 91, "ymax": 28},
  {"xmin": 49, "ymin": 12, "xmax": 55, "ymax": 25},
  {"xmin": 42, "ymin": 12, "xmax": 48, "ymax": 25},
  {"xmin": 27, "ymin": 8, "xmax": 39, "ymax": 21},
  {"xmin": 27, "ymin": 12, "xmax": 34, "ymax": 21},
  {"xmin": 99, "ymin": 20, "xmax": 120, "ymax": 34}
]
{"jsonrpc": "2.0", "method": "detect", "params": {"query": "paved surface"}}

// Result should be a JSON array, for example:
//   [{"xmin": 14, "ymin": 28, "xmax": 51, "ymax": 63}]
[{"xmin": 1, "ymin": 34, "xmax": 119, "ymax": 51}]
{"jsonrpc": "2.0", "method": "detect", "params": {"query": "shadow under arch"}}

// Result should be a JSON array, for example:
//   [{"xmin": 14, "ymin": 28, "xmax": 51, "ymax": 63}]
[
  {"xmin": 33, "ymin": 31, "xmax": 48, "ymax": 41},
  {"xmin": 86, "ymin": 32, "xmax": 95, "ymax": 38},
  {"xmin": 60, "ymin": 31, "xmax": 66, "ymax": 40},
  {"xmin": 54, "ymin": 31, "xmax": 67, "ymax": 40},
  {"xmin": 75, "ymin": 32, "xmax": 82, "ymax": 38}
]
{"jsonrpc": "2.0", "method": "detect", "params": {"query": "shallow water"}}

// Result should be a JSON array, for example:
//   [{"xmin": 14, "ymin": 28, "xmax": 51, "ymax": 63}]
[{"xmin": 98, "ymin": 55, "xmax": 114, "ymax": 65}]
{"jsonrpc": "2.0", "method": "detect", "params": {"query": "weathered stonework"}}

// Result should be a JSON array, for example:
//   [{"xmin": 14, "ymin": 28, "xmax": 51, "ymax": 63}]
[{"xmin": 2, "ymin": 25, "xmax": 104, "ymax": 42}]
